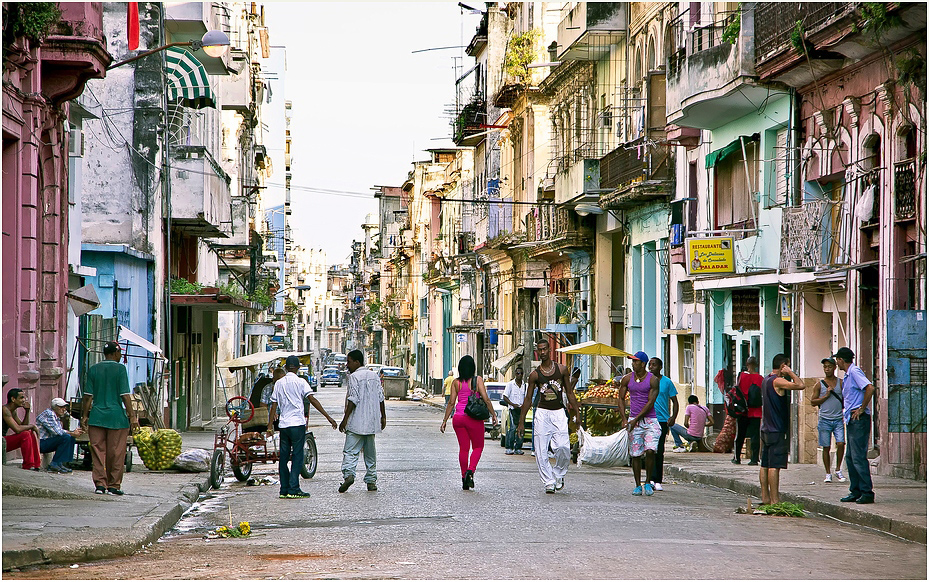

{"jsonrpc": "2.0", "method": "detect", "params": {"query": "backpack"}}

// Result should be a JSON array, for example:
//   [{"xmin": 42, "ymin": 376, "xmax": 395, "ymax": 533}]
[
  {"xmin": 726, "ymin": 386, "xmax": 748, "ymax": 417},
  {"xmin": 747, "ymin": 383, "xmax": 763, "ymax": 408}
]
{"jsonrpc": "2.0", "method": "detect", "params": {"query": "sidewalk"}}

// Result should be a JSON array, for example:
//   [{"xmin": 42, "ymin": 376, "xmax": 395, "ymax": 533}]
[
  {"xmin": 2, "ymin": 431, "xmax": 216, "ymax": 571},
  {"xmin": 424, "ymin": 396, "xmax": 926, "ymax": 543}
]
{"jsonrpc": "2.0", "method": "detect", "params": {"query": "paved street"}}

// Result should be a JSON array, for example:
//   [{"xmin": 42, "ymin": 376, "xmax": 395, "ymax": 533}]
[{"xmin": 5, "ymin": 387, "xmax": 925, "ymax": 580}]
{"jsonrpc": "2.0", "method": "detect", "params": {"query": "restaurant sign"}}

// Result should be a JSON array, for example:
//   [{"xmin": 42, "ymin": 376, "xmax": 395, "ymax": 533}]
[{"xmin": 685, "ymin": 237, "xmax": 735, "ymax": 275}]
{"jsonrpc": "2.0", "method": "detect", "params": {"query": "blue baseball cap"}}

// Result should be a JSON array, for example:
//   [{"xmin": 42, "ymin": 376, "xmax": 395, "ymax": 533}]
[
  {"xmin": 630, "ymin": 351, "xmax": 649, "ymax": 362},
  {"xmin": 284, "ymin": 355, "xmax": 301, "ymax": 369}
]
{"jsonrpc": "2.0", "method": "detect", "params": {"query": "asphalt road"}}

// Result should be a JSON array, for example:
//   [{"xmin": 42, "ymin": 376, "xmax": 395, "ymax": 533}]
[{"xmin": 8, "ymin": 386, "xmax": 926, "ymax": 580}]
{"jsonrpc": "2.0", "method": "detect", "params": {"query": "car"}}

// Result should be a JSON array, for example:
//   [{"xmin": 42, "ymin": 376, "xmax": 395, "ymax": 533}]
[
  {"xmin": 320, "ymin": 367, "xmax": 342, "ymax": 387},
  {"xmin": 366, "ymin": 364, "xmax": 385, "ymax": 375},
  {"xmin": 483, "ymin": 381, "xmax": 506, "ymax": 439}
]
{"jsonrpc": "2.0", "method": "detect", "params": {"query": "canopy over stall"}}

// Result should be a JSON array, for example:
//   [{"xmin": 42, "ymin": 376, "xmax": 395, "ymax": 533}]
[{"xmin": 217, "ymin": 351, "xmax": 313, "ymax": 372}]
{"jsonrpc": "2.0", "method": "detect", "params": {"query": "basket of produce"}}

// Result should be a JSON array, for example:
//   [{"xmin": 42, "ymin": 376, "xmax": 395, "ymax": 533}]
[{"xmin": 581, "ymin": 383, "xmax": 624, "ymax": 406}]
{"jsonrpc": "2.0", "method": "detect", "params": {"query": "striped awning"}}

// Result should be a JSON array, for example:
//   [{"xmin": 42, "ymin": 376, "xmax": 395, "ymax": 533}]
[{"xmin": 164, "ymin": 46, "xmax": 215, "ymax": 109}]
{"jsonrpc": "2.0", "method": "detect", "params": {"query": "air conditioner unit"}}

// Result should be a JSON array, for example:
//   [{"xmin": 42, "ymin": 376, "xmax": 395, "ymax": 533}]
[{"xmin": 686, "ymin": 312, "xmax": 702, "ymax": 333}]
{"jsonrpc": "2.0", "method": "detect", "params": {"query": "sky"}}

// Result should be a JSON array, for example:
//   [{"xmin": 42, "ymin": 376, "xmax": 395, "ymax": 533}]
[{"xmin": 263, "ymin": 2, "xmax": 483, "ymax": 263}]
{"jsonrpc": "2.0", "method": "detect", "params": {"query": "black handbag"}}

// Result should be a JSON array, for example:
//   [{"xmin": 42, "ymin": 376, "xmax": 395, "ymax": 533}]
[{"xmin": 463, "ymin": 380, "xmax": 490, "ymax": 420}]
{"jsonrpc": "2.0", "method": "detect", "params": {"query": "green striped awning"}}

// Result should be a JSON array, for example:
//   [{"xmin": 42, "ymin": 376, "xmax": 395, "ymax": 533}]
[{"xmin": 165, "ymin": 46, "xmax": 215, "ymax": 109}]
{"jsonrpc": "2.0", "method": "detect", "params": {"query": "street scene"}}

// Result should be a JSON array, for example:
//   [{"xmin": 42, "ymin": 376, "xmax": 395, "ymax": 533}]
[
  {"xmin": 3, "ymin": 388, "xmax": 927, "ymax": 579},
  {"xmin": 2, "ymin": 1, "xmax": 927, "ymax": 579}
]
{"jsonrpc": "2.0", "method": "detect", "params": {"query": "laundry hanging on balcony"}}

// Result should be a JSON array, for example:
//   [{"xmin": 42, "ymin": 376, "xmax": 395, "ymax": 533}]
[{"xmin": 164, "ymin": 46, "xmax": 216, "ymax": 109}]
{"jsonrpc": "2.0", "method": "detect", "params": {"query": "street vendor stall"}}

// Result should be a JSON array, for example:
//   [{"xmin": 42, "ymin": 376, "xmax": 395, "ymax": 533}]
[{"xmin": 556, "ymin": 341, "xmax": 631, "ymax": 439}]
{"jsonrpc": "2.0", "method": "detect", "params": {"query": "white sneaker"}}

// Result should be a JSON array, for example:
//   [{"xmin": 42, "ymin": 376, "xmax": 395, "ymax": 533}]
[
  {"xmin": 651, "ymin": 481, "xmax": 663, "ymax": 491},
  {"xmin": 834, "ymin": 470, "xmax": 846, "ymax": 482},
  {"xmin": 555, "ymin": 477, "xmax": 564, "ymax": 491},
  {"xmin": 672, "ymin": 446, "xmax": 686, "ymax": 453},
  {"xmin": 824, "ymin": 473, "xmax": 832, "ymax": 483}
]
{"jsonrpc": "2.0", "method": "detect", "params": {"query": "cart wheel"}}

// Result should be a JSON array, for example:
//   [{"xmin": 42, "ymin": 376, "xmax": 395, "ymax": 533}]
[
  {"xmin": 232, "ymin": 457, "xmax": 252, "ymax": 481},
  {"xmin": 702, "ymin": 432, "xmax": 718, "ymax": 453},
  {"xmin": 125, "ymin": 448, "xmax": 133, "ymax": 473},
  {"xmin": 210, "ymin": 449, "xmax": 226, "ymax": 489},
  {"xmin": 225, "ymin": 396, "xmax": 254, "ymax": 424},
  {"xmin": 300, "ymin": 433, "xmax": 318, "ymax": 479}
]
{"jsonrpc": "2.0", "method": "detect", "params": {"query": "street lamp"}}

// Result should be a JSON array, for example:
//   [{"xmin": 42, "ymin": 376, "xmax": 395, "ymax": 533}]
[
  {"xmin": 108, "ymin": 29, "xmax": 230, "ymax": 69},
  {"xmin": 574, "ymin": 203, "xmax": 604, "ymax": 217}
]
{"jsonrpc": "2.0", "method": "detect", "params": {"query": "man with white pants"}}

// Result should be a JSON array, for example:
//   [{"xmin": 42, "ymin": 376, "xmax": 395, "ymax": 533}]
[{"xmin": 518, "ymin": 338, "xmax": 579, "ymax": 494}]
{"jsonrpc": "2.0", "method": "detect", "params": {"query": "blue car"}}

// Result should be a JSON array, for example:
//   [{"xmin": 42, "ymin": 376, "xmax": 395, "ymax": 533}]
[{"xmin": 320, "ymin": 367, "xmax": 342, "ymax": 387}]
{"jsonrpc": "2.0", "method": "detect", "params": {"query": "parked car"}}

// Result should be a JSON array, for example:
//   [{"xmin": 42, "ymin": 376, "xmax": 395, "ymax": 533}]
[
  {"xmin": 498, "ymin": 387, "xmax": 533, "ymax": 449},
  {"xmin": 366, "ymin": 364, "xmax": 385, "ymax": 375},
  {"xmin": 320, "ymin": 367, "xmax": 342, "ymax": 387},
  {"xmin": 297, "ymin": 366, "xmax": 318, "ymax": 391},
  {"xmin": 483, "ymin": 381, "xmax": 506, "ymax": 440}
]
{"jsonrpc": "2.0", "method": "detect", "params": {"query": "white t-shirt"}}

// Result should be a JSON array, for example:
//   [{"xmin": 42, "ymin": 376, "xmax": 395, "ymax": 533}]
[
  {"xmin": 503, "ymin": 379, "xmax": 524, "ymax": 408},
  {"xmin": 270, "ymin": 372, "xmax": 312, "ymax": 429},
  {"xmin": 345, "ymin": 368, "xmax": 385, "ymax": 435}
]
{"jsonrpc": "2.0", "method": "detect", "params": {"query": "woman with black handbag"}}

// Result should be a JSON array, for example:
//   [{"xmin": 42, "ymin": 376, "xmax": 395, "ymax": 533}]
[{"xmin": 440, "ymin": 355, "xmax": 498, "ymax": 490}]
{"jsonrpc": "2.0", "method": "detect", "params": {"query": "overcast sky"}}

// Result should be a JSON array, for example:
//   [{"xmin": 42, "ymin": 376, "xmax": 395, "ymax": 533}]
[{"xmin": 264, "ymin": 2, "xmax": 483, "ymax": 263}]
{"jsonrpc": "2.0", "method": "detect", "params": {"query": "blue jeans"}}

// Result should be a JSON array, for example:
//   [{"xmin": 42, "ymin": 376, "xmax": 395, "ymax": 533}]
[
  {"xmin": 278, "ymin": 425, "xmax": 305, "ymax": 495},
  {"xmin": 40, "ymin": 434, "xmax": 75, "ymax": 467},
  {"xmin": 670, "ymin": 423, "xmax": 700, "ymax": 447},
  {"xmin": 341, "ymin": 431, "xmax": 377, "ymax": 484},
  {"xmin": 506, "ymin": 407, "xmax": 523, "ymax": 450},
  {"xmin": 845, "ymin": 415, "xmax": 873, "ymax": 498}
]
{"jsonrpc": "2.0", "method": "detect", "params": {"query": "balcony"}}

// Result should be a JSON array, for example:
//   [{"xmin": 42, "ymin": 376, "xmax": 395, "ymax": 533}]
[
  {"xmin": 524, "ymin": 206, "xmax": 588, "ymax": 249},
  {"xmin": 171, "ymin": 145, "xmax": 232, "ymax": 238},
  {"xmin": 164, "ymin": 2, "xmax": 229, "ymax": 76},
  {"xmin": 220, "ymin": 64, "xmax": 253, "ymax": 112},
  {"xmin": 780, "ymin": 199, "xmax": 846, "ymax": 271},
  {"xmin": 452, "ymin": 98, "xmax": 486, "ymax": 146},
  {"xmin": 666, "ymin": 7, "xmax": 769, "ymax": 129},
  {"xmin": 40, "ymin": 3, "xmax": 110, "ymax": 105},
  {"xmin": 556, "ymin": 2, "xmax": 628, "ymax": 61},
  {"xmin": 599, "ymin": 139, "xmax": 673, "ymax": 209},
  {"xmin": 895, "ymin": 159, "xmax": 918, "ymax": 220}
]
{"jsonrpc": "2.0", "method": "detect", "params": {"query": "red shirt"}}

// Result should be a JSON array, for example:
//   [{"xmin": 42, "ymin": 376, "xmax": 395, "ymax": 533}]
[{"xmin": 738, "ymin": 372, "xmax": 764, "ymax": 418}]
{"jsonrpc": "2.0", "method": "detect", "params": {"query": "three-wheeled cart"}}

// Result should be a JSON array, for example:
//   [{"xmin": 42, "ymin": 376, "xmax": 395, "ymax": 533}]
[{"xmin": 209, "ymin": 396, "xmax": 317, "ymax": 490}]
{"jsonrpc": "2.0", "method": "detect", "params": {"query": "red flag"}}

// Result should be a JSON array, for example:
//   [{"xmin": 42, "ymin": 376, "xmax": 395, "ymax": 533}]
[{"xmin": 127, "ymin": 2, "xmax": 139, "ymax": 50}]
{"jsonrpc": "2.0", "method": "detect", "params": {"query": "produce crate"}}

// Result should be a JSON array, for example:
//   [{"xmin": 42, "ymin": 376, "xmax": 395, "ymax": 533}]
[{"xmin": 582, "ymin": 396, "xmax": 623, "ymax": 406}]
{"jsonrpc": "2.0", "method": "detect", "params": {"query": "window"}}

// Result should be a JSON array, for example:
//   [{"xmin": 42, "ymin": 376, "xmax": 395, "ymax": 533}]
[
  {"xmin": 715, "ymin": 140, "xmax": 758, "ymax": 229},
  {"xmin": 773, "ymin": 127, "xmax": 788, "ymax": 206},
  {"xmin": 731, "ymin": 289, "xmax": 760, "ymax": 330},
  {"xmin": 680, "ymin": 336, "xmax": 694, "ymax": 386}
]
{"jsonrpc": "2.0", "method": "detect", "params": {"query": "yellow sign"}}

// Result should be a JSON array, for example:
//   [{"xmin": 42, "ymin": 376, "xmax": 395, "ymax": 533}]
[{"xmin": 685, "ymin": 237, "xmax": 735, "ymax": 275}]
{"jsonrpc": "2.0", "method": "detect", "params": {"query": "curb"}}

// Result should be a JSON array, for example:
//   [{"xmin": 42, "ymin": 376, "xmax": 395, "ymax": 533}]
[
  {"xmin": 2, "ymin": 475, "xmax": 209, "ymax": 571},
  {"xmin": 665, "ymin": 465, "xmax": 927, "ymax": 544}
]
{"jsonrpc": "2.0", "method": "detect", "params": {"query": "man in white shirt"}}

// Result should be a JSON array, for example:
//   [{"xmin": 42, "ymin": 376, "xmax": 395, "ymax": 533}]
[
  {"xmin": 267, "ymin": 355, "xmax": 338, "ymax": 499},
  {"xmin": 502, "ymin": 366, "xmax": 525, "ymax": 455},
  {"xmin": 338, "ymin": 350, "xmax": 386, "ymax": 493}
]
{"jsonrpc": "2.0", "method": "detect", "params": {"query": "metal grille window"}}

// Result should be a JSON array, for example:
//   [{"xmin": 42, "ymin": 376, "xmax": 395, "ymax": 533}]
[{"xmin": 731, "ymin": 289, "xmax": 760, "ymax": 330}]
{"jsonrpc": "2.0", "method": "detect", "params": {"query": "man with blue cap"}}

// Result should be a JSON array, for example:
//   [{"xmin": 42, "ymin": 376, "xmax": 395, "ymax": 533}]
[
  {"xmin": 268, "ymin": 355, "xmax": 338, "ymax": 499},
  {"xmin": 616, "ymin": 350, "xmax": 660, "ymax": 496}
]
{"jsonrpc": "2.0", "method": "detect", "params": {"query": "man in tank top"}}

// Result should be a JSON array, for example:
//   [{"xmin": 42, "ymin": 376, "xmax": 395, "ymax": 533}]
[
  {"xmin": 616, "ymin": 351, "xmax": 661, "ymax": 496},
  {"xmin": 518, "ymin": 338, "xmax": 579, "ymax": 494},
  {"xmin": 759, "ymin": 353, "xmax": 806, "ymax": 505}
]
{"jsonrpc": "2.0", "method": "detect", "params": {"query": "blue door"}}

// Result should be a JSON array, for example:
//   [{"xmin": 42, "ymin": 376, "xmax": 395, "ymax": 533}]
[{"xmin": 887, "ymin": 310, "xmax": 927, "ymax": 433}]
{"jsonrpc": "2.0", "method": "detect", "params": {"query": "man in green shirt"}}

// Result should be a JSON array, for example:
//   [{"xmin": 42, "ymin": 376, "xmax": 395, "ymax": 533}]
[{"xmin": 81, "ymin": 341, "xmax": 139, "ymax": 495}]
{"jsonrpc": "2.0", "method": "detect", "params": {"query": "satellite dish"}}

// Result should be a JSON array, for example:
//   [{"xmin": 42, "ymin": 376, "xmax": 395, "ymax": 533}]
[{"xmin": 66, "ymin": 285, "xmax": 100, "ymax": 317}]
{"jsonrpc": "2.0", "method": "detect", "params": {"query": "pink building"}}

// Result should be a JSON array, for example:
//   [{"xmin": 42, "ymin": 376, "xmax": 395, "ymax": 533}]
[{"xmin": 2, "ymin": 3, "xmax": 110, "ymax": 408}]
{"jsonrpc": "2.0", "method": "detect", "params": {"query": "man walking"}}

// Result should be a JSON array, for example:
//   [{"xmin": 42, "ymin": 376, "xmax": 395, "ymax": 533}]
[
  {"xmin": 834, "ymin": 347, "xmax": 876, "ymax": 504},
  {"xmin": 443, "ymin": 369, "xmax": 455, "ymax": 406},
  {"xmin": 2, "ymin": 388, "xmax": 42, "ymax": 471},
  {"xmin": 338, "ymin": 350, "xmax": 386, "ymax": 493},
  {"xmin": 647, "ymin": 357, "xmax": 678, "ymax": 491},
  {"xmin": 518, "ymin": 338, "xmax": 578, "ymax": 493},
  {"xmin": 81, "ymin": 342, "xmax": 139, "ymax": 495},
  {"xmin": 759, "ymin": 354, "xmax": 806, "ymax": 505},
  {"xmin": 268, "ymin": 355, "xmax": 338, "ymax": 499},
  {"xmin": 733, "ymin": 356, "xmax": 763, "ymax": 465},
  {"xmin": 36, "ymin": 397, "xmax": 84, "ymax": 473},
  {"xmin": 502, "ymin": 366, "xmax": 525, "ymax": 455},
  {"xmin": 616, "ymin": 351, "xmax": 660, "ymax": 496},
  {"xmin": 811, "ymin": 357, "xmax": 846, "ymax": 484}
]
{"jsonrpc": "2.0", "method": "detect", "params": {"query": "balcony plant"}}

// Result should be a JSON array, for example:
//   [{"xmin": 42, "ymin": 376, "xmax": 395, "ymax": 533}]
[
  {"xmin": 504, "ymin": 29, "xmax": 541, "ymax": 87},
  {"xmin": 169, "ymin": 278, "xmax": 204, "ymax": 295},
  {"xmin": 2, "ymin": 2, "xmax": 61, "ymax": 46}
]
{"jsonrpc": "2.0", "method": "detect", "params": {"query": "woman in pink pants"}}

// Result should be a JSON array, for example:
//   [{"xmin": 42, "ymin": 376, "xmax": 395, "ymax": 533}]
[{"xmin": 440, "ymin": 355, "xmax": 497, "ymax": 490}]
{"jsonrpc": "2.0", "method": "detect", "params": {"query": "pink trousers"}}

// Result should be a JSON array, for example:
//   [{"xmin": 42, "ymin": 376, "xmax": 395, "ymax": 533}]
[{"xmin": 452, "ymin": 413, "xmax": 485, "ymax": 476}]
